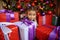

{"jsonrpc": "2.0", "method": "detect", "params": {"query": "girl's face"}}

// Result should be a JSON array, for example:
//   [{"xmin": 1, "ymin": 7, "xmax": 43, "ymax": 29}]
[{"xmin": 27, "ymin": 11, "xmax": 36, "ymax": 21}]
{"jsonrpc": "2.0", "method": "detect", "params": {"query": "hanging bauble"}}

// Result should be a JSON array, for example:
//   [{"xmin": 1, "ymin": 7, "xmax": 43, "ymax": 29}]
[
  {"xmin": 31, "ymin": 2, "xmax": 35, "ymax": 6},
  {"xmin": 26, "ymin": 3, "xmax": 31, "ymax": 9},
  {"xmin": 34, "ymin": 0, "xmax": 38, "ymax": 5},
  {"xmin": 37, "ymin": 12, "xmax": 40, "ymax": 16},
  {"xmin": 34, "ymin": 0, "xmax": 37, "ymax": 2},
  {"xmin": 40, "ymin": 0, "xmax": 44, "ymax": 2},
  {"xmin": 40, "ymin": 10, "xmax": 45, "ymax": 16},
  {"xmin": 47, "ymin": 10, "xmax": 53, "ymax": 15},
  {"xmin": 17, "ymin": 5, "xmax": 21, "ymax": 9},
  {"xmin": 27, "ymin": 3, "xmax": 31, "ymax": 7},
  {"xmin": 49, "ymin": 3, "xmax": 54, "ymax": 7},
  {"xmin": 25, "ymin": 0, "xmax": 30, "ymax": 2},
  {"xmin": 41, "ymin": 12, "xmax": 45, "ymax": 16},
  {"xmin": 45, "ymin": 1, "xmax": 49, "ymax": 4},
  {"xmin": 20, "ymin": 8, "xmax": 24, "ymax": 12}
]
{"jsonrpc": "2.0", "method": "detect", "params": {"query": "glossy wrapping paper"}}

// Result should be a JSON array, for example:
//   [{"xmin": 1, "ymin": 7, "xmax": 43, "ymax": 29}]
[
  {"xmin": 0, "ymin": 25, "xmax": 19, "ymax": 40},
  {"xmin": 0, "ymin": 9, "xmax": 19, "ymax": 22},
  {"xmin": 36, "ymin": 25, "xmax": 58, "ymax": 40}
]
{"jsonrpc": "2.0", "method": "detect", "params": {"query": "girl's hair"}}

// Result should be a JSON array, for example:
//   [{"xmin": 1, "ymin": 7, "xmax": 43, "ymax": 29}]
[{"xmin": 25, "ymin": 7, "xmax": 38, "ymax": 14}]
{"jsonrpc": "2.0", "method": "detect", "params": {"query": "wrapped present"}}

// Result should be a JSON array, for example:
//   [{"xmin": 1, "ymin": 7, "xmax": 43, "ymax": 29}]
[
  {"xmin": 14, "ymin": 18, "xmax": 35, "ymax": 40},
  {"xmin": 37, "ymin": 13, "xmax": 46, "ymax": 26},
  {"xmin": 38, "ymin": 13, "xmax": 52, "ymax": 26},
  {"xmin": 36, "ymin": 25, "xmax": 58, "ymax": 40},
  {"xmin": 52, "ymin": 15, "xmax": 58, "ymax": 26},
  {"xmin": 46, "ymin": 14, "xmax": 53, "ymax": 25},
  {"xmin": 52, "ymin": 15, "xmax": 60, "ymax": 26},
  {"xmin": 0, "ymin": 24, "xmax": 19, "ymax": 40},
  {"xmin": 0, "ymin": 9, "xmax": 19, "ymax": 22}
]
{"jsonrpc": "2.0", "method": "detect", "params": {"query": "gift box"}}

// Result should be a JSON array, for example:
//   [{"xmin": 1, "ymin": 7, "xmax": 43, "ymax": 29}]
[
  {"xmin": 52, "ymin": 15, "xmax": 58, "ymax": 26},
  {"xmin": 46, "ymin": 14, "xmax": 53, "ymax": 25},
  {"xmin": 0, "ymin": 25, "xmax": 19, "ymax": 40},
  {"xmin": 0, "ymin": 9, "xmax": 19, "ymax": 22},
  {"xmin": 52, "ymin": 15, "xmax": 60, "ymax": 26},
  {"xmin": 37, "ymin": 12, "xmax": 46, "ymax": 26},
  {"xmin": 15, "ymin": 22, "xmax": 35, "ymax": 40},
  {"xmin": 14, "ymin": 18, "xmax": 35, "ymax": 40},
  {"xmin": 36, "ymin": 25, "xmax": 58, "ymax": 40},
  {"xmin": 38, "ymin": 14, "xmax": 52, "ymax": 26}
]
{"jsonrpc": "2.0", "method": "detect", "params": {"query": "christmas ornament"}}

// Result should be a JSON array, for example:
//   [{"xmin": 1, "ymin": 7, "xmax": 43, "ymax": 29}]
[
  {"xmin": 40, "ymin": 0, "xmax": 44, "ymax": 2},
  {"xmin": 45, "ymin": 1, "xmax": 49, "ymax": 4},
  {"xmin": 17, "ymin": 5, "xmax": 21, "ymax": 9},
  {"xmin": 27, "ymin": 3, "xmax": 31, "ymax": 7},
  {"xmin": 41, "ymin": 12, "xmax": 45, "ymax": 16},
  {"xmin": 49, "ymin": 3, "xmax": 54, "ymax": 7},
  {"xmin": 20, "ymin": 8, "xmax": 24, "ymax": 12},
  {"xmin": 31, "ymin": 2, "xmax": 35, "ymax": 6},
  {"xmin": 25, "ymin": 0, "xmax": 30, "ymax": 2},
  {"xmin": 47, "ymin": 10, "xmax": 53, "ymax": 15},
  {"xmin": 34, "ymin": 0, "xmax": 37, "ymax": 3}
]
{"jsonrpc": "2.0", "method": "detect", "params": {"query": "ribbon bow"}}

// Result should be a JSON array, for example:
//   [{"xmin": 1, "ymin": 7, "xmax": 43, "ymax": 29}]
[
  {"xmin": 22, "ymin": 18, "xmax": 33, "ymax": 26},
  {"xmin": 0, "ymin": 9, "xmax": 15, "ymax": 22}
]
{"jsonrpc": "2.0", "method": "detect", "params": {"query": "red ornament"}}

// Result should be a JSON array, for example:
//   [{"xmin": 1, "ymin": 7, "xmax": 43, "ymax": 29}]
[
  {"xmin": 40, "ymin": 0, "xmax": 44, "ymax": 2},
  {"xmin": 32, "ymin": 2, "xmax": 35, "ymax": 6},
  {"xmin": 34, "ymin": 0, "xmax": 37, "ymax": 2},
  {"xmin": 25, "ymin": 0, "xmax": 30, "ymax": 2},
  {"xmin": 17, "ymin": 5, "xmax": 21, "ymax": 9},
  {"xmin": 47, "ymin": 10, "xmax": 53, "ymax": 15},
  {"xmin": 49, "ymin": 3, "xmax": 54, "ymax": 7}
]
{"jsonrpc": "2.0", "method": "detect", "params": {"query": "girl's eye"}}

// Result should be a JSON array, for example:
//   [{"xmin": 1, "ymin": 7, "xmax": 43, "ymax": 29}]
[
  {"xmin": 28, "ymin": 13, "xmax": 32, "ymax": 15},
  {"xmin": 33, "ymin": 14, "xmax": 36, "ymax": 16},
  {"xmin": 29, "ymin": 14, "xmax": 32, "ymax": 16}
]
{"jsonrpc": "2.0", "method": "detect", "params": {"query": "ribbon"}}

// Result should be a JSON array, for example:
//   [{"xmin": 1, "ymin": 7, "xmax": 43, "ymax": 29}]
[
  {"xmin": 0, "ymin": 22, "xmax": 14, "ymax": 26},
  {"xmin": 23, "ymin": 18, "xmax": 35, "ymax": 40},
  {"xmin": 0, "ymin": 24, "xmax": 12, "ymax": 40},
  {"xmin": 0, "ymin": 9, "xmax": 6, "ymax": 13},
  {"xmin": 48, "ymin": 26, "xmax": 60, "ymax": 40},
  {"xmin": 22, "ymin": 17, "xmax": 33, "ymax": 26},
  {"xmin": 28, "ymin": 25, "xmax": 35, "ymax": 40},
  {"xmin": 43, "ymin": 15, "xmax": 46, "ymax": 25},
  {"xmin": 0, "ymin": 9, "xmax": 15, "ymax": 22}
]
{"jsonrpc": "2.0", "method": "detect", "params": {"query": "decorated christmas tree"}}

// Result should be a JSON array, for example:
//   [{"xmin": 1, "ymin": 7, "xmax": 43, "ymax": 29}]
[{"xmin": 2, "ymin": 0, "xmax": 56, "ymax": 15}]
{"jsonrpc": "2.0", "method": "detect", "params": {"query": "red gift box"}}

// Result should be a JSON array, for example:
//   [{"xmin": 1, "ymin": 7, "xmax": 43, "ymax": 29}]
[
  {"xmin": 0, "ymin": 12, "xmax": 19, "ymax": 22},
  {"xmin": 37, "ymin": 13, "xmax": 43, "ymax": 26},
  {"xmin": 36, "ymin": 25, "xmax": 58, "ymax": 40},
  {"xmin": 0, "ymin": 25, "xmax": 19, "ymax": 40},
  {"xmin": 46, "ymin": 14, "xmax": 53, "ymax": 25},
  {"xmin": 37, "ymin": 14, "xmax": 53, "ymax": 26}
]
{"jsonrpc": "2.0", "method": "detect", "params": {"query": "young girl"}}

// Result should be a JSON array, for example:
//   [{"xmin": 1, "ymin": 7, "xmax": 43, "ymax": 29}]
[
  {"xmin": 22, "ymin": 8, "xmax": 37, "ymax": 28},
  {"xmin": 14, "ymin": 8, "xmax": 37, "ymax": 40}
]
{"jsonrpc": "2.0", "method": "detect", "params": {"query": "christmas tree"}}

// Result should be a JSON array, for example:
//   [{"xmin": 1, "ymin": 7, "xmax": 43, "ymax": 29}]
[{"xmin": 2, "ymin": 0, "xmax": 56, "ymax": 15}]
